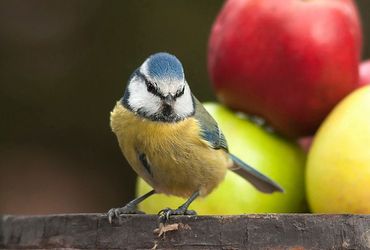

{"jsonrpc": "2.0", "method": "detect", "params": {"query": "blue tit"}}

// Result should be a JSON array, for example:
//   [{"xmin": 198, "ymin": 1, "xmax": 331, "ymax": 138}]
[{"xmin": 107, "ymin": 52, "xmax": 283, "ymax": 223}]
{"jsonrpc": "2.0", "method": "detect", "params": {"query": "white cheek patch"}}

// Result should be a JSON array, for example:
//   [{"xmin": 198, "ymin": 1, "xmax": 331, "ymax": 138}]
[
  {"xmin": 127, "ymin": 77, "xmax": 161, "ymax": 116},
  {"xmin": 173, "ymin": 84, "xmax": 194, "ymax": 118}
]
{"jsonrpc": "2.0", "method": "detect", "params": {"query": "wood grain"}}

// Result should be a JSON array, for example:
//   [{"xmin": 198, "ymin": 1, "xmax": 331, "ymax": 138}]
[{"xmin": 1, "ymin": 214, "xmax": 370, "ymax": 249}]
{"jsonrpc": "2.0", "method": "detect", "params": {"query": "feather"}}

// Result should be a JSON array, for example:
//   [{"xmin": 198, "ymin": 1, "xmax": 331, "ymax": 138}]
[
  {"xmin": 229, "ymin": 154, "xmax": 284, "ymax": 193},
  {"xmin": 193, "ymin": 96, "xmax": 228, "ymax": 151}
]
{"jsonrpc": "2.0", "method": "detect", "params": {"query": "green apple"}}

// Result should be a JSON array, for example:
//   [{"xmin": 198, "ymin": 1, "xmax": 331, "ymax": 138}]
[
  {"xmin": 306, "ymin": 86, "xmax": 370, "ymax": 213},
  {"xmin": 137, "ymin": 103, "xmax": 306, "ymax": 214}
]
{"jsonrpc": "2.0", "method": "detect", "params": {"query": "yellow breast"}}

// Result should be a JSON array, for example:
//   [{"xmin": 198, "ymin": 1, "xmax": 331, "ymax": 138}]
[{"xmin": 110, "ymin": 102, "xmax": 229, "ymax": 198}]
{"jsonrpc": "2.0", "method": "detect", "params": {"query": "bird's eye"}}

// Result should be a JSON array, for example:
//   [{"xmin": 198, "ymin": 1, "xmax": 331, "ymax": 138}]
[
  {"xmin": 175, "ymin": 86, "xmax": 185, "ymax": 98},
  {"xmin": 146, "ymin": 81, "xmax": 156, "ymax": 93}
]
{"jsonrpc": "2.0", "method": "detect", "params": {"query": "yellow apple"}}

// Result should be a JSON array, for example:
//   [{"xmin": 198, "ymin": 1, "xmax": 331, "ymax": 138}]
[
  {"xmin": 306, "ymin": 86, "xmax": 370, "ymax": 213},
  {"xmin": 136, "ymin": 103, "xmax": 306, "ymax": 214}
]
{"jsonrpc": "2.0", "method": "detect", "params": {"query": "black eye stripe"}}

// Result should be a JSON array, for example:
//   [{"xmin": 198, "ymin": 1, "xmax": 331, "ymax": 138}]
[
  {"xmin": 175, "ymin": 86, "xmax": 185, "ymax": 98},
  {"xmin": 135, "ymin": 71, "xmax": 162, "ymax": 97},
  {"xmin": 146, "ymin": 80, "xmax": 165, "ymax": 100},
  {"xmin": 135, "ymin": 70, "xmax": 185, "ymax": 100},
  {"xmin": 146, "ymin": 80, "xmax": 156, "ymax": 93}
]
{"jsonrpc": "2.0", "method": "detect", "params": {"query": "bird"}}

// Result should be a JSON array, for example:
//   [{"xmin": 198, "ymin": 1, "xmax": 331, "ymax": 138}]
[{"xmin": 107, "ymin": 52, "xmax": 283, "ymax": 223}]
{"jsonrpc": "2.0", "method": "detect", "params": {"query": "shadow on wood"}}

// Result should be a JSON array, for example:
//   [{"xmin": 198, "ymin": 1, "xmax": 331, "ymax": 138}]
[{"xmin": 1, "ymin": 214, "xmax": 370, "ymax": 249}]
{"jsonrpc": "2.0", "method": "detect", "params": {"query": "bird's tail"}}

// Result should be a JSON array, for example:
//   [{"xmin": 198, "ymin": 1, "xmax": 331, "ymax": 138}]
[{"xmin": 229, "ymin": 154, "xmax": 284, "ymax": 193}]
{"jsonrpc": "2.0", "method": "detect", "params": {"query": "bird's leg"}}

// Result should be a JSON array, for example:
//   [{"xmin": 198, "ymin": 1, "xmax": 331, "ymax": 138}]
[
  {"xmin": 107, "ymin": 189, "xmax": 155, "ymax": 223},
  {"xmin": 159, "ymin": 190, "xmax": 200, "ymax": 223}
]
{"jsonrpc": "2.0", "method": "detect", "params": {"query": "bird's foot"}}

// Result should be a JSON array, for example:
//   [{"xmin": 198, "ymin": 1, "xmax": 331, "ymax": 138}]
[
  {"xmin": 158, "ymin": 207, "xmax": 197, "ymax": 224},
  {"xmin": 107, "ymin": 205, "xmax": 144, "ymax": 224}
]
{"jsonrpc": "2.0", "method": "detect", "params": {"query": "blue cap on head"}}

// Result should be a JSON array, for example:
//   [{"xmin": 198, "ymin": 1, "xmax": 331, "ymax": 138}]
[{"xmin": 142, "ymin": 52, "xmax": 184, "ymax": 83}]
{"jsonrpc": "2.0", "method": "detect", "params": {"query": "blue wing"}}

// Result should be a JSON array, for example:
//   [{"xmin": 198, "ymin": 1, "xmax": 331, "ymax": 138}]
[
  {"xmin": 230, "ymin": 154, "xmax": 284, "ymax": 193},
  {"xmin": 193, "ymin": 96, "xmax": 283, "ymax": 194},
  {"xmin": 193, "ymin": 96, "xmax": 228, "ymax": 151}
]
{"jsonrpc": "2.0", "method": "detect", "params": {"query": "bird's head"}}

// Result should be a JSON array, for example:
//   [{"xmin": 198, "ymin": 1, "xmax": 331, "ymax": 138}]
[{"xmin": 122, "ymin": 52, "xmax": 195, "ymax": 122}]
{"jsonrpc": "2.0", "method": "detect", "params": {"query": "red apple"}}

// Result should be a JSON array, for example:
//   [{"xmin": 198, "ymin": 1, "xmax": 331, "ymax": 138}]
[
  {"xmin": 208, "ymin": 0, "xmax": 362, "ymax": 138},
  {"xmin": 359, "ymin": 60, "xmax": 370, "ymax": 87}
]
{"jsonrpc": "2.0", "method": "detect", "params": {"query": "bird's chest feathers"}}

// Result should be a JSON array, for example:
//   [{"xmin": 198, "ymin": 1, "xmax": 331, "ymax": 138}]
[
  {"xmin": 111, "ymin": 104, "xmax": 205, "ymax": 166},
  {"xmin": 111, "ymin": 103, "xmax": 228, "ymax": 197}
]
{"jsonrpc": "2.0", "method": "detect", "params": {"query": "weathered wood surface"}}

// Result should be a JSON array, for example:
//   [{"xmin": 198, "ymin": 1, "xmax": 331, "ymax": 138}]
[{"xmin": 0, "ymin": 214, "xmax": 369, "ymax": 249}]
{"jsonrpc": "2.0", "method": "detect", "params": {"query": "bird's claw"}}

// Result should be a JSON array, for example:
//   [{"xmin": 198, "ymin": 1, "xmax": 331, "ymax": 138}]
[
  {"xmin": 107, "ymin": 205, "xmax": 144, "ymax": 224},
  {"xmin": 158, "ymin": 207, "xmax": 197, "ymax": 224}
]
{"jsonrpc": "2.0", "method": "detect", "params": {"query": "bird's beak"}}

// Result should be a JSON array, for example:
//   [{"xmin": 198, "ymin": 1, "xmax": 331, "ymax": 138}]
[{"xmin": 163, "ymin": 95, "xmax": 175, "ymax": 106}]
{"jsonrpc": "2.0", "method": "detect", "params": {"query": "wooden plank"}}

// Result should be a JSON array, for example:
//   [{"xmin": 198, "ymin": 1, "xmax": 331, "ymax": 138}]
[{"xmin": 1, "ymin": 214, "xmax": 370, "ymax": 249}]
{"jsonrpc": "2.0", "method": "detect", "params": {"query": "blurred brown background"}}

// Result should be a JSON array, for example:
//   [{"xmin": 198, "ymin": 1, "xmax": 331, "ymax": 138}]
[{"xmin": 0, "ymin": 0, "xmax": 369, "ymax": 214}]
